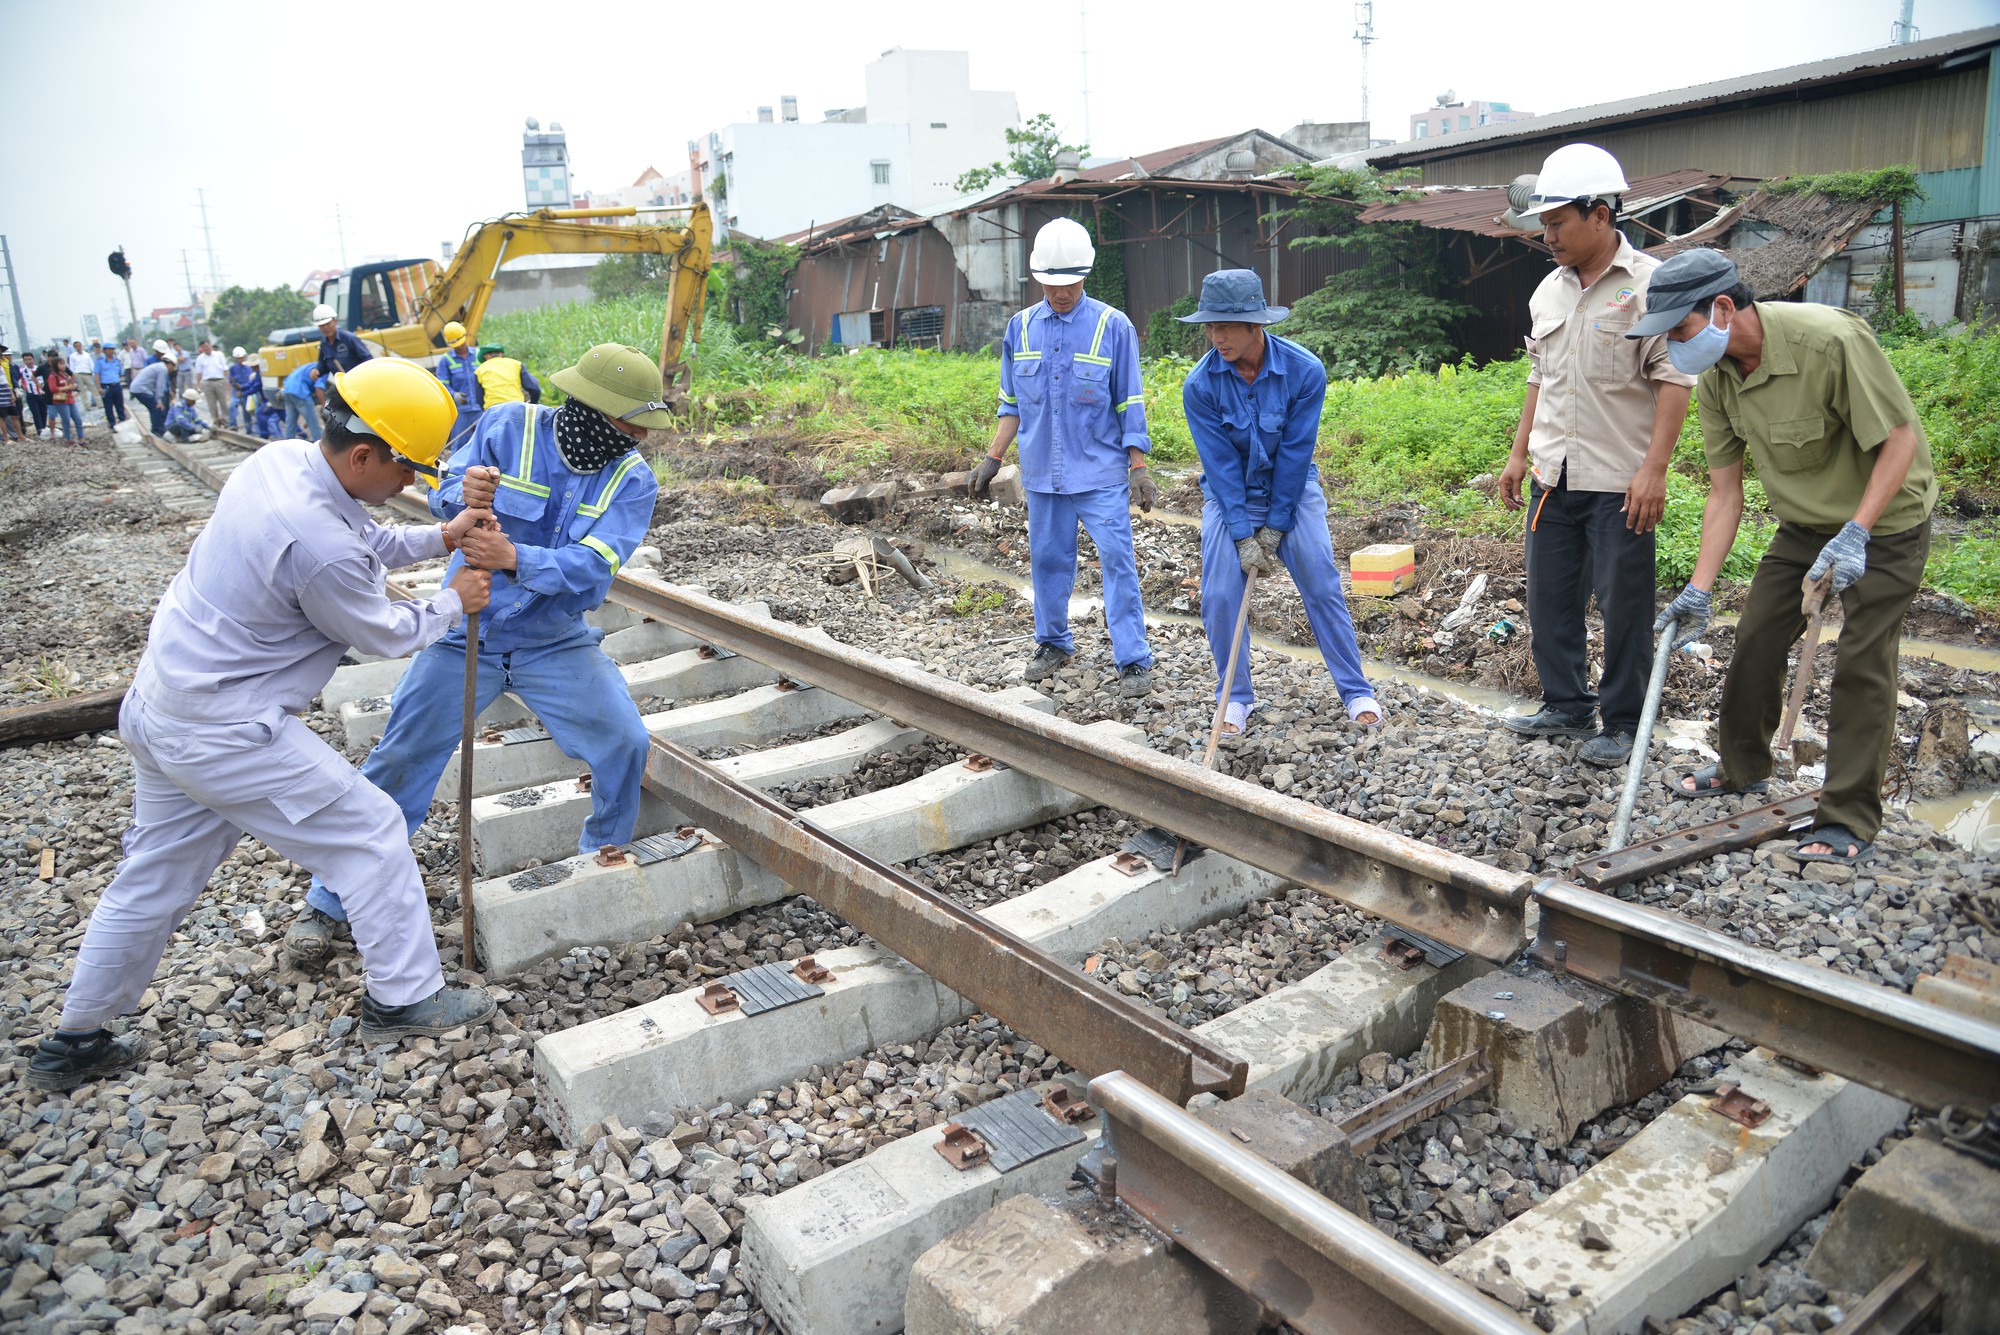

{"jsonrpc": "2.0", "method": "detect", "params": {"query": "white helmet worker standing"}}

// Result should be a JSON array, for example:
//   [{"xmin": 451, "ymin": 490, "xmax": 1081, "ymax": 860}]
[
  {"xmin": 969, "ymin": 213, "xmax": 1159, "ymax": 697},
  {"xmin": 1494, "ymin": 141, "xmax": 1696, "ymax": 770},
  {"xmin": 1028, "ymin": 217, "xmax": 1095, "ymax": 286},
  {"xmin": 312, "ymin": 303, "xmax": 337, "ymax": 326},
  {"xmin": 1515, "ymin": 143, "xmax": 1630, "ymax": 219}
]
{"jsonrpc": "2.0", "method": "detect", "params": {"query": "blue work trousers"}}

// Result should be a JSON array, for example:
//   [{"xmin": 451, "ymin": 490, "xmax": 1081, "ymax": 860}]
[
  {"xmin": 1199, "ymin": 475, "xmax": 1372, "ymax": 709},
  {"xmin": 1024, "ymin": 484, "xmax": 1154, "ymax": 670},
  {"xmin": 306, "ymin": 627, "xmax": 650, "ymax": 923},
  {"xmin": 285, "ymin": 393, "xmax": 321, "ymax": 442},
  {"xmin": 447, "ymin": 409, "xmax": 480, "ymax": 452}
]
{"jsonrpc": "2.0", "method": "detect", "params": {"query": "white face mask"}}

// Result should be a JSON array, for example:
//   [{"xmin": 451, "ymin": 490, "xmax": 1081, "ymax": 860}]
[{"xmin": 1668, "ymin": 308, "xmax": 1732, "ymax": 374}]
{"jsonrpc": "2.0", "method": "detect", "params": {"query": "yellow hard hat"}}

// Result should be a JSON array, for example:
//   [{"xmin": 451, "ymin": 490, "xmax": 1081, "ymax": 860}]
[
  {"xmin": 443, "ymin": 320, "xmax": 469, "ymax": 347},
  {"xmin": 330, "ymin": 359, "xmax": 457, "ymax": 489}
]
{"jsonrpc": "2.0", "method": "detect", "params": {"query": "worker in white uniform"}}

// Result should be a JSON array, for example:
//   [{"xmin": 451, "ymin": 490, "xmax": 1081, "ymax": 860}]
[{"xmin": 27, "ymin": 359, "xmax": 499, "ymax": 1093}]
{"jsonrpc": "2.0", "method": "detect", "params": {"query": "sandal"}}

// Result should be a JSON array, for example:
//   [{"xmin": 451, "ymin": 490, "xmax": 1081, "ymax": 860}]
[
  {"xmin": 1219, "ymin": 700, "xmax": 1253, "ymax": 738},
  {"xmin": 1793, "ymin": 824, "xmax": 1873, "ymax": 864},
  {"xmin": 1667, "ymin": 764, "xmax": 1769, "ymax": 801},
  {"xmin": 1345, "ymin": 695, "xmax": 1383, "ymax": 728}
]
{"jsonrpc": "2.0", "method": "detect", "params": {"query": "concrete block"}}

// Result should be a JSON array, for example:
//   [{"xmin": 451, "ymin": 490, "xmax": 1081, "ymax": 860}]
[
  {"xmin": 904, "ymin": 1193, "xmax": 1254, "ymax": 1335},
  {"xmin": 987, "ymin": 464, "xmax": 1023, "ymax": 507},
  {"xmin": 740, "ymin": 1120, "xmax": 1095, "ymax": 1335},
  {"xmin": 1192, "ymin": 1088, "xmax": 1365, "ymax": 1215},
  {"xmin": 1808, "ymin": 1136, "xmax": 2000, "ymax": 1334},
  {"xmin": 471, "ymin": 715, "xmax": 924, "ymax": 876},
  {"xmin": 475, "ymin": 719, "xmax": 1143, "ymax": 973},
  {"xmin": 440, "ymin": 668, "xmax": 871, "ymax": 801},
  {"xmin": 1448, "ymin": 1048, "xmax": 1908, "ymax": 1335},
  {"xmin": 598, "ymin": 602, "xmax": 768, "ymax": 664},
  {"xmin": 340, "ymin": 691, "xmax": 527, "ymax": 750},
  {"xmin": 535, "ymin": 848, "xmax": 1281, "ymax": 1142},
  {"xmin": 1193, "ymin": 937, "xmax": 1487, "ymax": 1103},
  {"xmin": 821, "ymin": 481, "xmax": 901, "ymax": 524},
  {"xmin": 1428, "ymin": 968, "xmax": 1728, "ymax": 1143}
]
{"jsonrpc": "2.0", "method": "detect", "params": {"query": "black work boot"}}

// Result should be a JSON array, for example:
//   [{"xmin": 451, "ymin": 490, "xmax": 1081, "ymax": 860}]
[
  {"xmin": 26, "ymin": 1029, "xmax": 153, "ymax": 1092},
  {"xmin": 1022, "ymin": 644, "xmax": 1072, "ymax": 683},
  {"xmin": 359, "ymin": 985, "xmax": 496, "ymax": 1042},
  {"xmin": 1501, "ymin": 707, "xmax": 1596, "ymax": 739},
  {"xmin": 1117, "ymin": 664, "xmax": 1154, "ymax": 698}
]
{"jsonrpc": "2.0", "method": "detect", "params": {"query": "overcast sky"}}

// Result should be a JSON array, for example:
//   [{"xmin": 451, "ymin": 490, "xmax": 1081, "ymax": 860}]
[{"xmin": 4, "ymin": 0, "xmax": 1993, "ymax": 345}]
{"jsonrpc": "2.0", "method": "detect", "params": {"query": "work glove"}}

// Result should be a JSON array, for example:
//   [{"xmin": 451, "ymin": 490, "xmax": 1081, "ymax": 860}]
[
  {"xmin": 1235, "ymin": 535, "xmax": 1270, "ymax": 578},
  {"xmin": 1254, "ymin": 526, "xmax": 1285, "ymax": 560},
  {"xmin": 1806, "ymin": 521, "xmax": 1870, "ymax": 594},
  {"xmin": 1129, "ymin": 467, "xmax": 1159, "ymax": 512},
  {"xmin": 1655, "ymin": 584, "xmax": 1712, "ymax": 652},
  {"xmin": 969, "ymin": 455, "xmax": 1002, "ymax": 497}
]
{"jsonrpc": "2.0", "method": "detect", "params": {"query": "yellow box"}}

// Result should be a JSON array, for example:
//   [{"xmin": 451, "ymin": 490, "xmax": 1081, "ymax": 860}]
[{"xmin": 1350, "ymin": 543, "xmax": 1416, "ymax": 595}]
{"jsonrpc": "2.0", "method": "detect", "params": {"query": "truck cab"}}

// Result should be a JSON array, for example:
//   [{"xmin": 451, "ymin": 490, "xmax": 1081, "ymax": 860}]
[{"xmin": 258, "ymin": 257, "xmax": 441, "ymax": 391}]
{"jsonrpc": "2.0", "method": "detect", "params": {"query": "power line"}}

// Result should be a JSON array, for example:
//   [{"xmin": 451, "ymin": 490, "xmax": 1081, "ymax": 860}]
[{"xmin": 197, "ymin": 188, "xmax": 221, "ymax": 292}]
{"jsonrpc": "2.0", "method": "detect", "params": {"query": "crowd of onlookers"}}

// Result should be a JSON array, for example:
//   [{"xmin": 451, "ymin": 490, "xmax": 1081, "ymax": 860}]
[{"xmin": 0, "ymin": 334, "xmax": 295, "ymax": 445}]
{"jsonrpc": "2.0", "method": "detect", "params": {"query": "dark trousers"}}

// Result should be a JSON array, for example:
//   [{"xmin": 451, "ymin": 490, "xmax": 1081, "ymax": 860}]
[
  {"xmin": 1718, "ymin": 519, "xmax": 1929, "ymax": 842},
  {"xmin": 25, "ymin": 393, "xmax": 47, "ymax": 432},
  {"xmin": 132, "ymin": 391, "xmax": 165, "ymax": 434},
  {"xmin": 1523, "ymin": 474, "xmax": 1656, "ymax": 732},
  {"xmin": 101, "ymin": 385, "xmax": 128, "ymax": 425}
]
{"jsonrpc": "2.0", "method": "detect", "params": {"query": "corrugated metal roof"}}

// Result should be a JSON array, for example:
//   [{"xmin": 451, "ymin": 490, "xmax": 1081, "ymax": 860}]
[
  {"xmin": 1365, "ymin": 25, "xmax": 2000, "ymax": 167},
  {"xmin": 1649, "ymin": 188, "xmax": 1883, "ymax": 298},
  {"xmin": 1357, "ymin": 169, "xmax": 1732, "ymax": 237},
  {"xmin": 773, "ymin": 206, "xmax": 927, "ymax": 251}
]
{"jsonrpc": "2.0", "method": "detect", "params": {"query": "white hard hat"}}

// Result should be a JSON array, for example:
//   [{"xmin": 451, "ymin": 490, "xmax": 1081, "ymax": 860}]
[
  {"xmin": 1029, "ymin": 217, "xmax": 1095, "ymax": 286},
  {"xmin": 312, "ymin": 303, "xmax": 337, "ymax": 324},
  {"xmin": 182, "ymin": 387, "xmax": 200, "ymax": 401},
  {"xmin": 231, "ymin": 345, "xmax": 247, "ymax": 358},
  {"xmin": 152, "ymin": 338, "xmax": 170, "ymax": 355},
  {"xmin": 1518, "ymin": 143, "xmax": 1630, "ymax": 219}
]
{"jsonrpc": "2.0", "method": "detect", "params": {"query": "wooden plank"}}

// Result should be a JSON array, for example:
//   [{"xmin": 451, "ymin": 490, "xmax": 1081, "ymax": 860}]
[{"xmin": 0, "ymin": 685, "xmax": 128, "ymax": 748}]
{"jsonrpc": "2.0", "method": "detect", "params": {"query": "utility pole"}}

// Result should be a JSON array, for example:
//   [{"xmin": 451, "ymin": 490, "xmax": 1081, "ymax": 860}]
[
  {"xmin": 197, "ymin": 187, "xmax": 221, "ymax": 291},
  {"xmin": 1354, "ymin": 1, "xmax": 1377, "ymax": 130},
  {"xmin": 0, "ymin": 235, "xmax": 29, "ymax": 352},
  {"xmin": 334, "ymin": 204, "xmax": 348, "ymax": 269},
  {"xmin": 1891, "ymin": 0, "xmax": 1918, "ymax": 44},
  {"xmin": 1080, "ymin": 2, "xmax": 1092, "ymax": 149}
]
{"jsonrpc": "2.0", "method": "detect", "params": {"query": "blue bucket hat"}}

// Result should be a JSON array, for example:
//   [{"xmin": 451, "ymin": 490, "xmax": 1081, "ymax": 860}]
[{"xmin": 1177, "ymin": 269, "xmax": 1288, "ymax": 324}]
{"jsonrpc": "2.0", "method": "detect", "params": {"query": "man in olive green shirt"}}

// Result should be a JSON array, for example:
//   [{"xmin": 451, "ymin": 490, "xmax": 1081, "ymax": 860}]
[{"xmin": 1637, "ymin": 250, "xmax": 1935, "ymax": 862}]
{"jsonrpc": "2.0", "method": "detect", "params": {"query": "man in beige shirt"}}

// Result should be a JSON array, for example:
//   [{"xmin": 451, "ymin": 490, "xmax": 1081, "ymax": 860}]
[{"xmin": 1497, "ymin": 143, "xmax": 1695, "ymax": 767}]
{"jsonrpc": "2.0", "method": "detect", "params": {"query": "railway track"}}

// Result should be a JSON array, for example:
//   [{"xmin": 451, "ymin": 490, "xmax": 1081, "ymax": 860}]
[{"xmin": 138, "ymin": 426, "xmax": 2000, "ymax": 1335}]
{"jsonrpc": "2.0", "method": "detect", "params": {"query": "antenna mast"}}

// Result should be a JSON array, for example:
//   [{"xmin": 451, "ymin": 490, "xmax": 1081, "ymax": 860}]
[
  {"xmin": 1080, "ymin": 2, "xmax": 1092, "ymax": 147},
  {"xmin": 1354, "ymin": 1, "xmax": 1377, "ymax": 127},
  {"xmin": 197, "ymin": 188, "xmax": 220, "ymax": 291},
  {"xmin": 1890, "ymin": 0, "xmax": 1918, "ymax": 43}
]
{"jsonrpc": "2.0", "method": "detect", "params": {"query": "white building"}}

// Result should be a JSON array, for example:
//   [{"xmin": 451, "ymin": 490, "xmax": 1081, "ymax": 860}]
[{"xmin": 689, "ymin": 48, "xmax": 1019, "ymax": 240}]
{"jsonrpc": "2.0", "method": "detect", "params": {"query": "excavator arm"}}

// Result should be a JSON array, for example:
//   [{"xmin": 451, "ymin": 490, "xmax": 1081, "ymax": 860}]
[{"xmin": 413, "ymin": 201, "xmax": 713, "ymax": 403}]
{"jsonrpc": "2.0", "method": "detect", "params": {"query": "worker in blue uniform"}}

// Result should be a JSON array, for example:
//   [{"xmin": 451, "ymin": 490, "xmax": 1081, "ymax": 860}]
[
  {"xmin": 1181, "ymin": 269, "xmax": 1380, "ymax": 735},
  {"xmin": 968, "ymin": 217, "xmax": 1157, "ymax": 697},
  {"xmin": 287, "ymin": 343, "xmax": 668, "ymax": 966},
  {"xmin": 313, "ymin": 302, "xmax": 374, "ymax": 379},
  {"xmin": 434, "ymin": 320, "xmax": 483, "ymax": 448},
  {"xmin": 227, "ymin": 347, "xmax": 264, "ymax": 428}
]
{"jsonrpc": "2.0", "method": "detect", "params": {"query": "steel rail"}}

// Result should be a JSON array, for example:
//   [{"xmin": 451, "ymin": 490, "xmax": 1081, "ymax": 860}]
[
  {"xmin": 1088, "ymin": 1071, "xmax": 1534, "ymax": 1335},
  {"xmin": 143, "ymin": 430, "xmax": 236, "ymax": 493},
  {"xmin": 610, "ymin": 575, "xmax": 1531, "ymax": 960},
  {"xmin": 646, "ymin": 737, "xmax": 1249, "ymax": 1104},
  {"xmin": 1532, "ymin": 878, "xmax": 2000, "ymax": 1112}
]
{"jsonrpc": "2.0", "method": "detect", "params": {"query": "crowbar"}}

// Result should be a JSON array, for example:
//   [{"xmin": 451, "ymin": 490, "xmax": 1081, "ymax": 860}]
[
  {"xmin": 1607, "ymin": 615, "xmax": 1676, "ymax": 852},
  {"xmin": 459, "ymin": 609, "xmax": 479, "ymax": 968},
  {"xmin": 1173, "ymin": 566, "xmax": 1258, "ymax": 875}
]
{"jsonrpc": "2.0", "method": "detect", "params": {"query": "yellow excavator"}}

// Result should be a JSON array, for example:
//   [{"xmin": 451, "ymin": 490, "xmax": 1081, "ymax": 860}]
[{"xmin": 258, "ymin": 201, "xmax": 713, "ymax": 404}]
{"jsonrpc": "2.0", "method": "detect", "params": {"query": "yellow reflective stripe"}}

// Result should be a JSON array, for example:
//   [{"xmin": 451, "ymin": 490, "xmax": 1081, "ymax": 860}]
[
  {"xmin": 1072, "ymin": 354, "xmax": 1112, "ymax": 366},
  {"xmin": 579, "ymin": 535, "xmax": 621, "ymax": 572},
  {"xmin": 578, "ymin": 452, "xmax": 646, "ymax": 517},
  {"xmin": 998, "ymin": 392, "xmax": 1017, "ymax": 405},
  {"xmin": 1116, "ymin": 395, "xmax": 1144, "ymax": 411},
  {"xmin": 499, "ymin": 475, "xmax": 551, "ymax": 497},
  {"xmin": 497, "ymin": 403, "xmax": 543, "ymax": 493},
  {"xmin": 1017, "ymin": 315, "xmax": 1035, "ymax": 355},
  {"xmin": 1087, "ymin": 308, "xmax": 1115, "ymax": 359}
]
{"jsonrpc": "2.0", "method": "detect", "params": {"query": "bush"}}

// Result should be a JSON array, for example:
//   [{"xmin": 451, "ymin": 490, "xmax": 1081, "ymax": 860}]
[
  {"xmin": 1883, "ymin": 325, "xmax": 2000, "ymax": 501},
  {"xmin": 1926, "ymin": 533, "xmax": 2000, "ymax": 611}
]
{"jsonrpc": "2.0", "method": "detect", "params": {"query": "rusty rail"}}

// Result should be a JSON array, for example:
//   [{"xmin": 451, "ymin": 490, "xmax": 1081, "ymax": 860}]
[
  {"xmin": 1088, "ymin": 1072, "xmax": 1533, "ymax": 1335},
  {"xmin": 607, "ymin": 576, "xmax": 1531, "ymax": 961},
  {"xmin": 1532, "ymin": 878, "xmax": 2000, "ymax": 1112},
  {"xmin": 1336, "ymin": 1051, "xmax": 1492, "ymax": 1153},
  {"xmin": 1576, "ymin": 792, "xmax": 1819, "ymax": 890},
  {"xmin": 646, "ymin": 737, "xmax": 1247, "ymax": 1104}
]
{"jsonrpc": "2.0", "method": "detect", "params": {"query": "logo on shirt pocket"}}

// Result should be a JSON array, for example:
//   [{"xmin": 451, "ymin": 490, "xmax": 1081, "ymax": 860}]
[{"xmin": 1070, "ymin": 360, "xmax": 1109, "ymax": 409}]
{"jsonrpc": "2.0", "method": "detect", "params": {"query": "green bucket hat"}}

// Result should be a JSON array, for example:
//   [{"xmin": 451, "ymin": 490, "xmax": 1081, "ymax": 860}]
[{"xmin": 549, "ymin": 343, "xmax": 675, "ymax": 429}]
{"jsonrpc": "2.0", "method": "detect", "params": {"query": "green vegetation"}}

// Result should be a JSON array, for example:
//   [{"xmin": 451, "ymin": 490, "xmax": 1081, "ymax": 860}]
[
  {"xmin": 209, "ymin": 285, "xmax": 313, "ymax": 356},
  {"xmin": 1767, "ymin": 165, "xmax": 1925, "ymax": 208},
  {"xmin": 1279, "ymin": 165, "xmax": 1474, "ymax": 378},
  {"xmin": 483, "ymin": 289, "xmax": 2000, "ymax": 611},
  {"xmin": 950, "ymin": 586, "xmax": 1007, "ymax": 617},
  {"xmin": 954, "ymin": 113, "xmax": 1088, "ymax": 195}
]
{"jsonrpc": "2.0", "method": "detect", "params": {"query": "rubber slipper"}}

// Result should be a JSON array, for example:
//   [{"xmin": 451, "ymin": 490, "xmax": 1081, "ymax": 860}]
[
  {"xmin": 1667, "ymin": 764, "xmax": 1769, "ymax": 801},
  {"xmin": 1345, "ymin": 695, "xmax": 1383, "ymax": 727},
  {"xmin": 1793, "ymin": 824, "xmax": 1873, "ymax": 864}
]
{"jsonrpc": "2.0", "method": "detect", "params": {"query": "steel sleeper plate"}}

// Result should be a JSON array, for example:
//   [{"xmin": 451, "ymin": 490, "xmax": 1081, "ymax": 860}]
[
  {"xmin": 627, "ymin": 830, "xmax": 704, "ymax": 866},
  {"xmin": 951, "ymin": 1089, "xmax": 1085, "ymax": 1173},
  {"xmin": 495, "ymin": 725, "xmax": 550, "ymax": 745},
  {"xmin": 717, "ymin": 961, "xmax": 824, "ymax": 1017}
]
